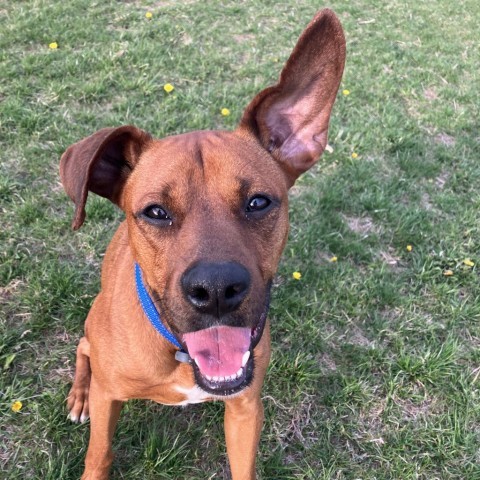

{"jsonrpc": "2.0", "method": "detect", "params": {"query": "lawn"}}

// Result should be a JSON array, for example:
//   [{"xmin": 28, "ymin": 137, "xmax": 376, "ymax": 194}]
[{"xmin": 1, "ymin": 0, "xmax": 479, "ymax": 479}]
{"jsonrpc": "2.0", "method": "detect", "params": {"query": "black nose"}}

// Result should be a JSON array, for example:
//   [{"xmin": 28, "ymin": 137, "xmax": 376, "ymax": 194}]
[{"xmin": 181, "ymin": 262, "xmax": 251, "ymax": 317}]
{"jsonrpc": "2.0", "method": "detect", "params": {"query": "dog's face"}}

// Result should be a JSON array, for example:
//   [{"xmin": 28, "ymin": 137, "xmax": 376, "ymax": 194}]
[
  {"xmin": 123, "ymin": 131, "xmax": 290, "ymax": 394},
  {"xmin": 60, "ymin": 9, "xmax": 346, "ymax": 395}
]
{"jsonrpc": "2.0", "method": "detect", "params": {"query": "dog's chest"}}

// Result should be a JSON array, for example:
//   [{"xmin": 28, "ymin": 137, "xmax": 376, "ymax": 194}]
[{"xmin": 173, "ymin": 385, "xmax": 212, "ymax": 405}]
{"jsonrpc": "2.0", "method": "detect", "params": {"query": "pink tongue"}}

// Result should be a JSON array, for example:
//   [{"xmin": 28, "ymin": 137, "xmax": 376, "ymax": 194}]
[{"xmin": 183, "ymin": 326, "xmax": 251, "ymax": 377}]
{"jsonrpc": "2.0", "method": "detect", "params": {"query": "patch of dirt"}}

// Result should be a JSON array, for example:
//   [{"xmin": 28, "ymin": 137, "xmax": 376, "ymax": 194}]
[
  {"xmin": 315, "ymin": 251, "xmax": 337, "ymax": 264},
  {"xmin": 289, "ymin": 398, "xmax": 316, "ymax": 444},
  {"xmin": 343, "ymin": 214, "xmax": 379, "ymax": 237},
  {"xmin": 394, "ymin": 397, "xmax": 435, "ymax": 421},
  {"xmin": 0, "ymin": 279, "xmax": 25, "ymax": 303},
  {"xmin": 378, "ymin": 249, "xmax": 401, "ymax": 266},
  {"xmin": 318, "ymin": 353, "xmax": 337, "ymax": 373},
  {"xmin": 233, "ymin": 34, "xmax": 255, "ymax": 43},
  {"xmin": 435, "ymin": 170, "xmax": 450, "ymax": 189},
  {"xmin": 423, "ymin": 87, "xmax": 439, "ymax": 101},
  {"xmin": 347, "ymin": 326, "xmax": 373, "ymax": 348},
  {"xmin": 421, "ymin": 192, "xmax": 434, "ymax": 211},
  {"xmin": 265, "ymin": 393, "xmax": 322, "ymax": 449},
  {"xmin": 380, "ymin": 307, "xmax": 403, "ymax": 321},
  {"xmin": 153, "ymin": 0, "xmax": 199, "ymax": 6},
  {"xmin": 357, "ymin": 398, "xmax": 387, "ymax": 443},
  {"xmin": 181, "ymin": 33, "xmax": 193, "ymax": 45},
  {"xmin": 288, "ymin": 185, "xmax": 310, "ymax": 197},
  {"xmin": 434, "ymin": 132, "xmax": 456, "ymax": 147}
]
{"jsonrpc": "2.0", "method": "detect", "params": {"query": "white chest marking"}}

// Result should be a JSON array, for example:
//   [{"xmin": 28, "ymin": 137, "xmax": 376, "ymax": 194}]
[{"xmin": 174, "ymin": 385, "xmax": 211, "ymax": 405}]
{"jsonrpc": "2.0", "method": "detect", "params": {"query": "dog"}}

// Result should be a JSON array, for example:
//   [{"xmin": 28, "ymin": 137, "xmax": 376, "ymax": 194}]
[{"xmin": 60, "ymin": 9, "xmax": 345, "ymax": 479}]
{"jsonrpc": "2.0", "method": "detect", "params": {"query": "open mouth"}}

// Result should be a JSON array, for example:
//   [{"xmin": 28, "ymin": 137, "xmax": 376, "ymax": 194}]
[{"xmin": 182, "ymin": 312, "xmax": 267, "ymax": 396}]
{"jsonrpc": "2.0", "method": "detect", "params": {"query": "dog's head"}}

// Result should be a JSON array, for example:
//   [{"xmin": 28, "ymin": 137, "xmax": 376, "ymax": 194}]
[{"xmin": 60, "ymin": 9, "xmax": 345, "ymax": 396}]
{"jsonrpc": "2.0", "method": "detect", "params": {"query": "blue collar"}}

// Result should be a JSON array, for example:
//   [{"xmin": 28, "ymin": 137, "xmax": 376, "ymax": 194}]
[{"xmin": 134, "ymin": 263, "xmax": 191, "ymax": 363}]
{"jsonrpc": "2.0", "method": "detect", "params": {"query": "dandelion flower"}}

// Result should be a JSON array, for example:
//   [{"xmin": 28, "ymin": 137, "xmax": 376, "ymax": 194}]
[
  {"xmin": 406, "ymin": 245, "xmax": 413, "ymax": 252},
  {"xmin": 163, "ymin": 83, "xmax": 174, "ymax": 93},
  {"xmin": 292, "ymin": 271, "xmax": 302, "ymax": 280},
  {"xmin": 342, "ymin": 89, "xmax": 350, "ymax": 96},
  {"xmin": 49, "ymin": 42, "xmax": 58, "ymax": 49},
  {"xmin": 443, "ymin": 269, "xmax": 454, "ymax": 276},
  {"xmin": 463, "ymin": 259, "xmax": 474, "ymax": 267},
  {"xmin": 221, "ymin": 108, "xmax": 230, "ymax": 116},
  {"xmin": 11, "ymin": 401, "xmax": 22, "ymax": 412},
  {"xmin": 351, "ymin": 152, "xmax": 358, "ymax": 159},
  {"xmin": 330, "ymin": 256, "xmax": 338, "ymax": 262},
  {"xmin": 145, "ymin": 12, "xmax": 153, "ymax": 19}
]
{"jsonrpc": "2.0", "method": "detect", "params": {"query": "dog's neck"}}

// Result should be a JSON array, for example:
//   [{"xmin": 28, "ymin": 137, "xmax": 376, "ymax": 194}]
[{"xmin": 134, "ymin": 262, "xmax": 191, "ymax": 363}]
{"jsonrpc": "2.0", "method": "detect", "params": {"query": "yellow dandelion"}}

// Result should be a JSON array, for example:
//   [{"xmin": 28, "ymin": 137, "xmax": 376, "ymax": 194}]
[
  {"xmin": 463, "ymin": 259, "xmax": 474, "ymax": 267},
  {"xmin": 342, "ymin": 89, "xmax": 350, "ymax": 96},
  {"xmin": 49, "ymin": 42, "xmax": 58, "ymax": 50},
  {"xmin": 221, "ymin": 108, "xmax": 231, "ymax": 116},
  {"xmin": 163, "ymin": 83, "xmax": 174, "ymax": 93},
  {"xmin": 406, "ymin": 245, "xmax": 413, "ymax": 252},
  {"xmin": 443, "ymin": 269, "xmax": 454, "ymax": 277},
  {"xmin": 351, "ymin": 152, "xmax": 358, "ymax": 159},
  {"xmin": 292, "ymin": 271, "xmax": 302, "ymax": 280},
  {"xmin": 330, "ymin": 256, "xmax": 338, "ymax": 262},
  {"xmin": 145, "ymin": 12, "xmax": 153, "ymax": 19},
  {"xmin": 12, "ymin": 401, "xmax": 23, "ymax": 412}
]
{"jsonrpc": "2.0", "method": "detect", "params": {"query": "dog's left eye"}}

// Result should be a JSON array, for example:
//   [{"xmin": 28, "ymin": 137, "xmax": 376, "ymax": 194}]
[
  {"xmin": 245, "ymin": 195, "xmax": 271, "ymax": 213},
  {"xmin": 143, "ymin": 205, "xmax": 172, "ymax": 223}
]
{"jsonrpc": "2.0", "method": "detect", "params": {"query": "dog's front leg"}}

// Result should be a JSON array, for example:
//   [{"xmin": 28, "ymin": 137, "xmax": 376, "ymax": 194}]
[
  {"xmin": 82, "ymin": 376, "xmax": 123, "ymax": 480},
  {"xmin": 224, "ymin": 394, "xmax": 264, "ymax": 480},
  {"xmin": 224, "ymin": 323, "xmax": 271, "ymax": 479}
]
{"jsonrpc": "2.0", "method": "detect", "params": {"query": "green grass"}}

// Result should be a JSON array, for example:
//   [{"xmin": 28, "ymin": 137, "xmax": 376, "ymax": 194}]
[{"xmin": 1, "ymin": 0, "xmax": 479, "ymax": 478}]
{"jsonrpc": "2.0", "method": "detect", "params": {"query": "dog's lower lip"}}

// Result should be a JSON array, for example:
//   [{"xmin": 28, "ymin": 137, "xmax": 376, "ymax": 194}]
[{"xmin": 196, "ymin": 359, "xmax": 251, "ymax": 393}]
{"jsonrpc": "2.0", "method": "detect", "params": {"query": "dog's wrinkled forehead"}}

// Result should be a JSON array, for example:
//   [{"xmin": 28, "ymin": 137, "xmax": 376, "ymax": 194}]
[{"xmin": 126, "ymin": 130, "xmax": 289, "ymax": 211}]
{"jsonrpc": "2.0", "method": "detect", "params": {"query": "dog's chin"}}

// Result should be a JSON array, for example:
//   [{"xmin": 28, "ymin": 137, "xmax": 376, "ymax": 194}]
[{"xmin": 189, "ymin": 306, "xmax": 268, "ymax": 397}]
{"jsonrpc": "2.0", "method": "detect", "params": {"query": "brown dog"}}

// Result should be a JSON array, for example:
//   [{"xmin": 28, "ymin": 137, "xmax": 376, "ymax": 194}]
[{"xmin": 60, "ymin": 9, "xmax": 345, "ymax": 479}]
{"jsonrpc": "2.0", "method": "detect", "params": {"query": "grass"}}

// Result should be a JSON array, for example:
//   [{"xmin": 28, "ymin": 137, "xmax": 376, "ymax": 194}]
[{"xmin": 1, "ymin": 0, "xmax": 479, "ymax": 478}]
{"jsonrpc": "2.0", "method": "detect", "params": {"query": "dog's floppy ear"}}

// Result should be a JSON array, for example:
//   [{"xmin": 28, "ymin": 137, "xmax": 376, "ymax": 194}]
[
  {"xmin": 238, "ymin": 9, "xmax": 346, "ymax": 184},
  {"xmin": 60, "ymin": 125, "xmax": 152, "ymax": 230}
]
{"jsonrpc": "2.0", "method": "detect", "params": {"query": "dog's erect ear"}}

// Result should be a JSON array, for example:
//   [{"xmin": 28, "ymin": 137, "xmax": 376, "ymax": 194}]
[
  {"xmin": 60, "ymin": 125, "xmax": 152, "ymax": 230},
  {"xmin": 238, "ymin": 9, "xmax": 346, "ymax": 184}
]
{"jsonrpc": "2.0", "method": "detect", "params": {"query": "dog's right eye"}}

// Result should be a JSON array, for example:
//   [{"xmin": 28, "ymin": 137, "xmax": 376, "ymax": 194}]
[{"xmin": 142, "ymin": 205, "xmax": 172, "ymax": 223}]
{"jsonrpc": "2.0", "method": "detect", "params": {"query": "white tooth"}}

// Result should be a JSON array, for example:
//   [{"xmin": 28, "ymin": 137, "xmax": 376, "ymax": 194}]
[
  {"xmin": 219, "ymin": 376, "xmax": 225, "ymax": 382},
  {"xmin": 194, "ymin": 357, "xmax": 200, "ymax": 367},
  {"xmin": 206, "ymin": 374, "xmax": 213, "ymax": 381},
  {"xmin": 242, "ymin": 351, "xmax": 250, "ymax": 367},
  {"xmin": 236, "ymin": 367, "xmax": 243, "ymax": 378},
  {"xmin": 212, "ymin": 376, "xmax": 219, "ymax": 382}
]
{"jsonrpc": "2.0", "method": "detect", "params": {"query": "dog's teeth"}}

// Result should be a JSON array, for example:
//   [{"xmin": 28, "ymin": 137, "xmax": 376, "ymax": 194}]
[
  {"xmin": 194, "ymin": 357, "xmax": 200, "ymax": 367},
  {"xmin": 242, "ymin": 351, "xmax": 250, "ymax": 367},
  {"xmin": 236, "ymin": 367, "xmax": 243, "ymax": 378},
  {"xmin": 212, "ymin": 376, "xmax": 219, "ymax": 382}
]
